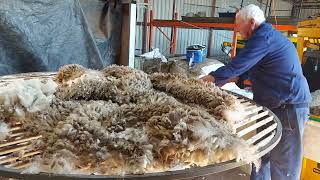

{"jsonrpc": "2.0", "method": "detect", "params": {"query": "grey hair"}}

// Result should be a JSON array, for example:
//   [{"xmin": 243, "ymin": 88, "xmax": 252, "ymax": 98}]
[{"xmin": 238, "ymin": 4, "xmax": 266, "ymax": 25}]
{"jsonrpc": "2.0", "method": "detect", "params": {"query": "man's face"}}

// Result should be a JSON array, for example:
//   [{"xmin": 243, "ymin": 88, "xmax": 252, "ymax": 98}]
[{"xmin": 236, "ymin": 16, "xmax": 256, "ymax": 39}]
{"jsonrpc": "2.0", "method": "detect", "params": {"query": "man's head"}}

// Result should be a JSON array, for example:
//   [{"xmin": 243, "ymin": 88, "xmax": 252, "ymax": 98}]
[{"xmin": 236, "ymin": 4, "xmax": 265, "ymax": 39}]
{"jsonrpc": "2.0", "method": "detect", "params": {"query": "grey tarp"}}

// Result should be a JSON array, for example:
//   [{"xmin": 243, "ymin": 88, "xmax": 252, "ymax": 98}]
[{"xmin": 0, "ymin": 0, "xmax": 122, "ymax": 75}]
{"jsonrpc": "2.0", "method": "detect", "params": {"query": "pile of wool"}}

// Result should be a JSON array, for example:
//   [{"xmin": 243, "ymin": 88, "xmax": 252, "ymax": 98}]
[
  {"xmin": 310, "ymin": 107, "xmax": 320, "ymax": 116},
  {"xmin": 22, "ymin": 150, "xmax": 82, "ymax": 175},
  {"xmin": 150, "ymin": 73, "xmax": 246, "ymax": 125},
  {"xmin": 0, "ymin": 120, "xmax": 10, "ymax": 141},
  {"xmin": 0, "ymin": 78, "xmax": 57, "ymax": 117},
  {"xmin": 310, "ymin": 90, "xmax": 320, "ymax": 116},
  {"xmin": 0, "ymin": 64, "xmax": 258, "ymax": 176},
  {"xmin": 311, "ymin": 90, "xmax": 320, "ymax": 107},
  {"xmin": 54, "ymin": 64, "xmax": 152, "ymax": 104}
]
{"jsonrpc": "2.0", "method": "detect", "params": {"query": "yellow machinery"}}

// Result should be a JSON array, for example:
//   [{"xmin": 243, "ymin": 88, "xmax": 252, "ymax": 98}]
[
  {"xmin": 222, "ymin": 41, "xmax": 245, "ymax": 49},
  {"xmin": 297, "ymin": 17, "xmax": 320, "ymax": 64},
  {"xmin": 299, "ymin": 17, "xmax": 320, "ymax": 180},
  {"xmin": 301, "ymin": 157, "xmax": 320, "ymax": 180},
  {"xmin": 301, "ymin": 116, "xmax": 320, "ymax": 180},
  {"xmin": 222, "ymin": 18, "xmax": 320, "ymax": 64}
]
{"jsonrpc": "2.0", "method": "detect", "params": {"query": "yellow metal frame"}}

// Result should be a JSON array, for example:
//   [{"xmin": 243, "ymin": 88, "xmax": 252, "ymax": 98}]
[
  {"xmin": 297, "ymin": 17, "xmax": 320, "ymax": 64},
  {"xmin": 223, "ymin": 41, "xmax": 245, "ymax": 49},
  {"xmin": 288, "ymin": 36, "xmax": 297, "ymax": 43},
  {"xmin": 236, "ymin": 35, "xmax": 299, "ymax": 49}
]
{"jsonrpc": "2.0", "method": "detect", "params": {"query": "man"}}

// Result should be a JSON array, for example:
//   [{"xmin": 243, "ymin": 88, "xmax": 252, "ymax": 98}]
[{"xmin": 201, "ymin": 4, "xmax": 311, "ymax": 180}]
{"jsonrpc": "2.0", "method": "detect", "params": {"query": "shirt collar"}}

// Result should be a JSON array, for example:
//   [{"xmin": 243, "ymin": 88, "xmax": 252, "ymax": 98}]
[{"xmin": 253, "ymin": 21, "xmax": 272, "ymax": 36}]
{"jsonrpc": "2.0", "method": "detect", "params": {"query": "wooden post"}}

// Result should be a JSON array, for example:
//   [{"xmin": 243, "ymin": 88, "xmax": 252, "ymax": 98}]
[{"xmin": 119, "ymin": 3, "xmax": 136, "ymax": 67}]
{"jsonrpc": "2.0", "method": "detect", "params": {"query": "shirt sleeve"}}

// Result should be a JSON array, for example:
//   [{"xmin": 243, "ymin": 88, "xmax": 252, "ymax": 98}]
[{"xmin": 210, "ymin": 35, "xmax": 270, "ymax": 86}]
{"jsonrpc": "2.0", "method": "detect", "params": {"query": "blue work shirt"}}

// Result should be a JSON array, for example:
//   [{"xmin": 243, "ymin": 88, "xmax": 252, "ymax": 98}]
[{"xmin": 210, "ymin": 22, "xmax": 311, "ymax": 109}]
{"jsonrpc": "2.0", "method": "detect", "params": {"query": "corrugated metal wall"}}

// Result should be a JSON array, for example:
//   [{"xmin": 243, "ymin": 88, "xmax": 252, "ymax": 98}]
[
  {"xmin": 135, "ymin": 0, "xmax": 212, "ymax": 56},
  {"xmin": 211, "ymin": 0, "xmax": 292, "ymax": 56},
  {"xmin": 176, "ymin": 0, "xmax": 212, "ymax": 55},
  {"xmin": 296, "ymin": 8, "xmax": 320, "ymax": 18},
  {"xmin": 291, "ymin": 1, "xmax": 320, "ymax": 18},
  {"xmin": 135, "ymin": 0, "xmax": 293, "ymax": 57}
]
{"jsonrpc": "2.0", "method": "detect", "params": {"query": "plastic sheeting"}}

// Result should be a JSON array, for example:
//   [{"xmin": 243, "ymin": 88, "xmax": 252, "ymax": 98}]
[{"xmin": 0, "ymin": 0, "xmax": 122, "ymax": 75}]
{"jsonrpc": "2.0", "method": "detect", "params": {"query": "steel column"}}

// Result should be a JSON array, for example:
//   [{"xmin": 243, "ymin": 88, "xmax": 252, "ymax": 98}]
[
  {"xmin": 170, "ymin": 13, "xmax": 178, "ymax": 54},
  {"xmin": 142, "ymin": 0, "xmax": 149, "ymax": 53},
  {"xmin": 148, "ymin": 10, "xmax": 154, "ymax": 51},
  {"xmin": 231, "ymin": 18, "xmax": 238, "ymax": 58},
  {"xmin": 170, "ymin": 0, "xmax": 177, "ymax": 54}
]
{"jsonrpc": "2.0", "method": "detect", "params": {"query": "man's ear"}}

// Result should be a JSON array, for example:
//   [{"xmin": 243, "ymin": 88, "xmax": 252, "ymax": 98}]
[{"xmin": 250, "ymin": 18, "xmax": 256, "ymax": 29}]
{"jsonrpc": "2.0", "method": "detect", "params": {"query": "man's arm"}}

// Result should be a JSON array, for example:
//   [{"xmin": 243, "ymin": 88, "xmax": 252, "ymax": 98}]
[
  {"xmin": 207, "ymin": 35, "xmax": 269, "ymax": 86},
  {"xmin": 201, "ymin": 75, "xmax": 239, "ymax": 87}
]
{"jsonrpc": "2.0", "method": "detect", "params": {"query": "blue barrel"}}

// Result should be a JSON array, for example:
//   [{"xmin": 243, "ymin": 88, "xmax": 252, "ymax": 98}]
[
  {"xmin": 186, "ymin": 45, "xmax": 207, "ymax": 64},
  {"xmin": 186, "ymin": 50, "xmax": 203, "ymax": 63}
]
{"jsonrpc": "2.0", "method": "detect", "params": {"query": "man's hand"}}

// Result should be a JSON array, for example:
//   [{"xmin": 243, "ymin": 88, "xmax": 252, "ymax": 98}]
[
  {"xmin": 200, "ymin": 75, "xmax": 215, "ymax": 83},
  {"xmin": 229, "ymin": 76, "xmax": 239, "ymax": 83}
]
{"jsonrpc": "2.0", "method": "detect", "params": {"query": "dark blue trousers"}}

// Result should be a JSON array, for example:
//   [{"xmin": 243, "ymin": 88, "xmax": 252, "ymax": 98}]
[{"xmin": 251, "ymin": 104, "xmax": 309, "ymax": 180}]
